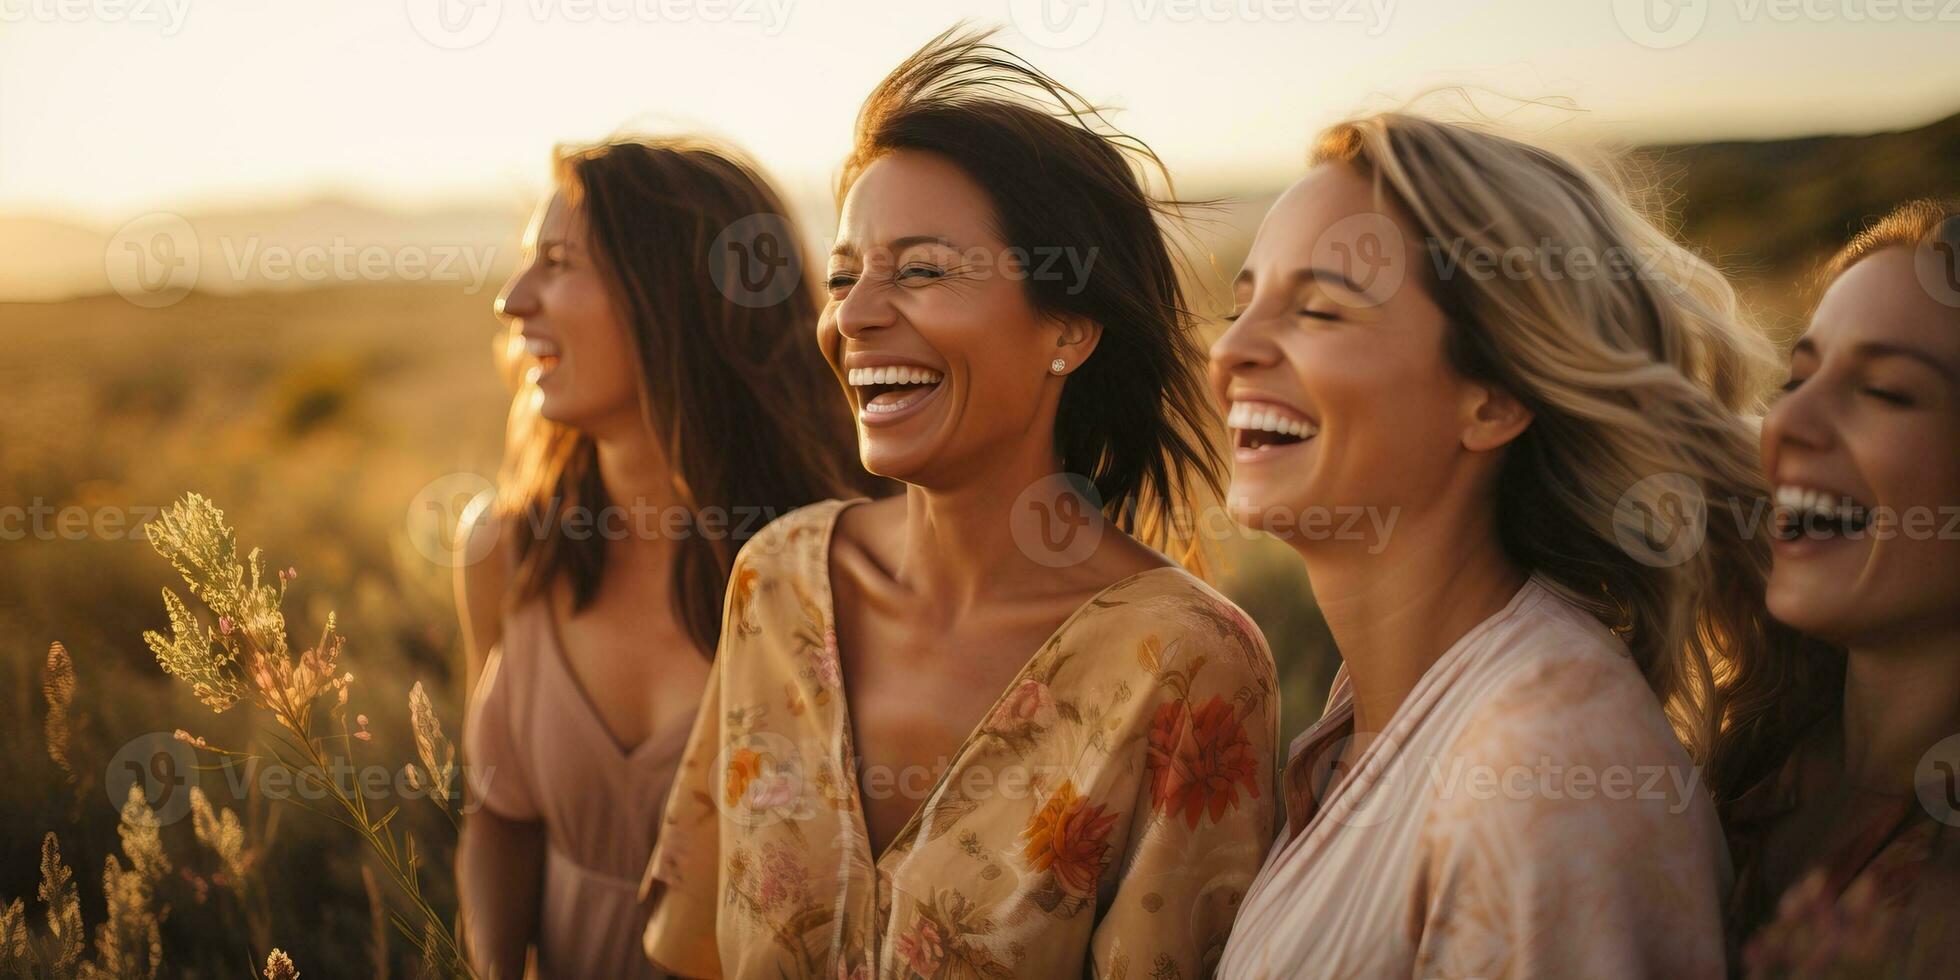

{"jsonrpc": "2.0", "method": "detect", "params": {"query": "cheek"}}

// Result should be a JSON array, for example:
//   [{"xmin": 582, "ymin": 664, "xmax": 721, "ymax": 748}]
[
  {"xmin": 1298, "ymin": 335, "xmax": 1462, "ymax": 457},
  {"xmin": 1869, "ymin": 415, "xmax": 1960, "ymax": 511},
  {"xmin": 556, "ymin": 280, "xmax": 637, "ymax": 395},
  {"xmin": 924, "ymin": 285, "xmax": 1048, "ymax": 406}
]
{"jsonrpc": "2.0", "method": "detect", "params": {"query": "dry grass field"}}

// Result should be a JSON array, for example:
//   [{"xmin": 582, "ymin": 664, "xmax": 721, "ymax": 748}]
[{"xmin": 1, "ymin": 110, "xmax": 1953, "ymax": 975}]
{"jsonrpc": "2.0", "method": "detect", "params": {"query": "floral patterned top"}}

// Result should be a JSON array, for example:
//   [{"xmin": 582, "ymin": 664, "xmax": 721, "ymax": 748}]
[
  {"xmin": 638, "ymin": 499, "xmax": 1279, "ymax": 979},
  {"xmin": 1726, "ymin": 738, "xmax": 1960, "ymax": 977}
]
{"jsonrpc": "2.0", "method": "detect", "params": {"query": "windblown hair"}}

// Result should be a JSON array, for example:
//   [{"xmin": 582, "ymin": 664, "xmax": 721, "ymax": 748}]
[
  {"xmin": 1311, "ymin": 113, "xmax": 1841, "ymax": 805},
  {"xmin": 836, "ymin": 25, "xmax": 1225, "ymax": 568},
  {"xmin": 1820, "ymin": 197, "xmax": 1960, "ymax": 284},
  {"xmin": 498, "ymin": 137, "xmax": 872, "ymax": 655}
]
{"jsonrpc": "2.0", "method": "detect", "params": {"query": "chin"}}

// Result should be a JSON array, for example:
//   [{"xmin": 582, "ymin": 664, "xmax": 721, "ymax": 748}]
[
  {"xmin": 856, "ymin": 443, "xmax": 922, "ymax": 485},
  {"xmin": 1766, "ymin": 575, "xmax": 1858, "ymax": 643},
  {"xmin": 535, "ymin": 394, "xmax": 598, "ymax": 430},
  {"xmin": 536, "ymin": 400, "xmax": 575, "ymax": 425},
  {"xmin": 1225, "ymin": 482, "xmax": 1299, "ymax": 532}
]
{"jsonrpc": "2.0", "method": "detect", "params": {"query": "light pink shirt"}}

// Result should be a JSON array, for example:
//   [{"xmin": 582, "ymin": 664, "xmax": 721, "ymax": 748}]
[
  {"xmin": 466, "ymin": 598, "xmax": 691, "ymax": 980},
  {"xmin": 1219, "ymin": 574, "xmax": 1731, "ymax": 978}
]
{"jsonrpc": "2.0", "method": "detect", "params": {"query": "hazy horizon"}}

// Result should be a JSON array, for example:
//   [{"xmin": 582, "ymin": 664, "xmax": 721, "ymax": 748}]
[{"xmin": 7, "ymin": 0, "xmax": 1960, "ymax": 225}]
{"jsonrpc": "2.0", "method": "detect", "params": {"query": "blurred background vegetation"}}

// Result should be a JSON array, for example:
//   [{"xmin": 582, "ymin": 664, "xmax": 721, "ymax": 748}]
[{"xmin": 1, "ymin": 109, "xmax": 1954, "ymax": 976}]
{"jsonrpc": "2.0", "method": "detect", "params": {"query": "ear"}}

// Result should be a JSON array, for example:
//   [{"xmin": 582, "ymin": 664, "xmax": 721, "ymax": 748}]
[
  {"xmin": 1461, "ymin": 382, "xmax": 1533, "ymax": 453},
  {"xmin": 1048, "ymin": 313, "xmax": 1103, "ymax": 374}
]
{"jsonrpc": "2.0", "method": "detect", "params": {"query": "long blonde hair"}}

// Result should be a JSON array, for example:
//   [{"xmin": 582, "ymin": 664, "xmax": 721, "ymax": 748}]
[{"xmin": 1312, "ymin": 113, "xmax": 1840, "ymax": 804}]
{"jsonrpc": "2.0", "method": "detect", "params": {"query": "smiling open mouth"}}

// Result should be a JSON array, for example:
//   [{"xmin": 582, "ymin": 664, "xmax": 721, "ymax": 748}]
[
  {"xmin": 847, "ymin": 365, "xmax": 944, "ymax": 418},
  {"xmin": 1228, "ymin": 401, "xmax": 1319, "ymax": 451},
  {"xmin": 1772, "ymin": 485, "xmax": 1873, "ymax": 540},
  {"xmin": 524, "ymin": 336, "xmax": 561, "ymax": 379}
]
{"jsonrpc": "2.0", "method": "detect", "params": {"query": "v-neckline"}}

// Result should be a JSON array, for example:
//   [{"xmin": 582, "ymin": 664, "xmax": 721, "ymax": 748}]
[
  {"xmin": 538, "ymin": 595, "xmax": 683, "ymax": 764},
  {"xmin": 1276, "ymin": 573, "xmax": 1549, "ymax": 850},
  {"xmin": 814, "ymin": 497, "xmax": 1183, "ymax": 867}
]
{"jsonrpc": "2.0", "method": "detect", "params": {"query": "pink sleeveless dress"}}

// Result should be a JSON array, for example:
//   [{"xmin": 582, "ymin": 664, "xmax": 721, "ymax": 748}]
[{"xmin": 465, "ymin": 597, "xmax": 695, "ymax": 980}]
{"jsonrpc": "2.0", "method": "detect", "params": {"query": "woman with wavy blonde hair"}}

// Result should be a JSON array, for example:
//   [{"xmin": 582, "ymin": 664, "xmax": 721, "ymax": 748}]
[{"xmin": 1208, "ymin": 112, "xmax": 1804, "ymax": 976}]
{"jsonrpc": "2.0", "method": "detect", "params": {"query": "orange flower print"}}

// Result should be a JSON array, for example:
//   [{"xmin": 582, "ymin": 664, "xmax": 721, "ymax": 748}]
[
  {"xmin": 1146, "ymin": 694, "xmax": 1260, "ymax": 830},
  {"xmin": 724, "ymin": 746, "xmax": 763, "ymax": 808},
  {"xmin": 894, "ymin": 916, "xmax": 946, "ymax": 977},
  {"xmin": 732, "ymin": 562, "xmax": 761, "ymax": 634},
  {"xmin": 1021, "ymin": 780, "xmax": 1120, "ymax": 899}
]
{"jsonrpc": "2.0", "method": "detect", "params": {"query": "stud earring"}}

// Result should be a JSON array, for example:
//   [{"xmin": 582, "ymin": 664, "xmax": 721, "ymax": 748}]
[{"xmin": 1050, "ymin": 357, "xmax": 1067, "ymax": 375}]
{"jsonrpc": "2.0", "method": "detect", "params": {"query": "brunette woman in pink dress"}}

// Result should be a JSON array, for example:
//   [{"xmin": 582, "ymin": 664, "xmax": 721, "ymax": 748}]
[{"xmin": 453, "ymin": 138, "xmax": 873, "ymax": 980}]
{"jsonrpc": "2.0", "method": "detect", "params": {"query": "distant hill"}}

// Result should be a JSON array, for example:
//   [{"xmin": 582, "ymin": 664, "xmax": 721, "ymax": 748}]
[{"xmin": 1641, "ymin": 109, "xmax": 1960, "ymax": 285}]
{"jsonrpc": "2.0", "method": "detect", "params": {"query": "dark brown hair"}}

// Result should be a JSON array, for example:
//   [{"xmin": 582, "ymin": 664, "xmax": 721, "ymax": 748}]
[
  {"xmin": 836, "ymin": 25, "xmax": 1225, "ymax": 566},
  {"xmin": 499, "ymin": 137, "xmax": 873, "ymax": 654}
]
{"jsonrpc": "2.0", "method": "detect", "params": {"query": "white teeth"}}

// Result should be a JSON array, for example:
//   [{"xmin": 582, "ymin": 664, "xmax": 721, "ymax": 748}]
[
  {"xmin": 848, "ymin": 366, "xmax": 944, "ymax": 387},
  {"xmin": 1227, "ymin": 401, "xmax": 1318, "ymax": 439},
  {"xmin": 523, "ymin": 337, "xmax": 560, "ymax": 358},
  {"xmin": 1773, "ymin": 485, "xmax": 1865, "ymax": 521}
]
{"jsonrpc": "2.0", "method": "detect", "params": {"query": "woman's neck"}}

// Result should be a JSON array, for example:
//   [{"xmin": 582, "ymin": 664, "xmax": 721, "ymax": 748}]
[
  {"xmin": 590, "ymin": 425, "xmax": 680, "ymax": 582},
  {"xmin": 894, "ymin": 439, "xmax": 1093, "ymax": 617},
  {"xmin": 1840, "ymin": 626, "xmax": 1960, "ymax": 791},
  {"xmin": 1300, "ymin": 500, "xmax": 1526, "ymax": 737}
]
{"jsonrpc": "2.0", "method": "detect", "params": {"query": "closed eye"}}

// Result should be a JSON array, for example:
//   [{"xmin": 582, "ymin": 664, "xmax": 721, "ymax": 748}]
[
  {"xmin": 1862, "ymin": 386, "xmax": 1913, "ymax": 406},
  {"xmin": 897, "ymin": 264, "xmax": 945, "ymax": 283}
]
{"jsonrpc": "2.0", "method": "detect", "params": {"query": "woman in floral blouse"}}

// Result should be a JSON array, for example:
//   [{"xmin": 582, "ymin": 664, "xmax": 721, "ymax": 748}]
[{"xmin": 638, "ymin": 28, "xmax": 1278, "ymax": 979}]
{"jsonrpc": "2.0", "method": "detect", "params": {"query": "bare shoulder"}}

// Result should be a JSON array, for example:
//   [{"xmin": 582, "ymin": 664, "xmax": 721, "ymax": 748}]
[
  {"xmin": 829, "ymin": 495, "xmax": 903, "ymax": 559},
  {"xmin": 1090, "ymin": 524, "xmax": 1179, "ymax": 581},
  {"xmin": 455, "ymin": 489, "xmax": 513, "ymax": 692}
]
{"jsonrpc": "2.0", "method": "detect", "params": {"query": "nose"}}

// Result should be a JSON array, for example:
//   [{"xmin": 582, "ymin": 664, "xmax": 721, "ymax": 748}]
[
  {"xmin": 833, "ymin": 274, "xmax": 896, "ymax": 341},
  {"xmin": 496, "ymin": 260, "xmax": 540, "ymax": 321},
  {"xmin": 1762, "ymin": 368, "xmax": 1836, "ymax": 470},
  {"xmin": 1208, "ymin": 303, "xmax": 1282, "ymax": 388}
]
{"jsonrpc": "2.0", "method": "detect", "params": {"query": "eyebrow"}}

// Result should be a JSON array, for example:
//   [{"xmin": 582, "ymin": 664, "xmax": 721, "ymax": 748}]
[
  {"xmin": 1233, "ymin": 265, "xmax": 1371, "ymax": 296},
  {"xmin": 1793, "ymin": 337, "xmax": 1958, "ymax": 383},
  {"xmin": 829, "ymin": 234, "xmax": 958, "ymax": 259}
]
